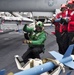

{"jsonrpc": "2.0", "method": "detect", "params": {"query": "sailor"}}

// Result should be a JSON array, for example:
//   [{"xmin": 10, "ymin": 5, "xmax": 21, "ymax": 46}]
[
  {"xmin": 66, "ymin": 0, "xmax": 74, "ymax": 17},
  {"xmin": 17, "ymin": 21, "xmax": 46, "ymax": 63},
  {"xmin": 67, "ymin": 0, "xmax": 74, "ymax": 54},
  {"xmin": 51, "ymin": 4, "xmax": 68, "ymax": 54}
]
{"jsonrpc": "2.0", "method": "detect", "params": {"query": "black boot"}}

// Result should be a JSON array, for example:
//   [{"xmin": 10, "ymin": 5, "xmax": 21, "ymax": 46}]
[
  {"xmin": 69, "ymin": 67, "xmax": 74, "ymax": 70},
  {"xmin": 16, "ymin": 56, "xmax": 25, "ymax": 67},
  {"xmin": 16, "ymin": 56, "xmax": 24, "ymax": 63}
]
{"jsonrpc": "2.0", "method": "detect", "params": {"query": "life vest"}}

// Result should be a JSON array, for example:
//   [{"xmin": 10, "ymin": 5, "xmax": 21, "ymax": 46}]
[
  {"xmin": 66, "ymin": 9, "xmax": 74, "ymax": 21},
  {"xmin": 67, "ymin": 10, "xmax": 74, "ymax": 32},
  {"xmin": 70, "ymin": 11, "xmax": 74, "ymax": 21},
  {"xmin": 59, "ymin": 11, "xmax": 68, "ymax": 33},
  {"xmin": 68, "ymin": 21, "xmax": 74, "ymax": 32},
  {"xmin": 55, "ymin": 12, "xmax": 67, "ymax": 33},
  {"xmin": 60, "ymin": 24, "xmax": 68, "ymax": 33},
  {"xmin": 54, "ymin": 22, "xmax": 60, "ymax": 32}
]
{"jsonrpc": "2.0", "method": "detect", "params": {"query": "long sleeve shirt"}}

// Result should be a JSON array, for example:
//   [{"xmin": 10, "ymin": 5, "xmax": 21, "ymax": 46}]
[{"xmin": 23, "ymin": 25, "xmax": 46, "ymax": 47}]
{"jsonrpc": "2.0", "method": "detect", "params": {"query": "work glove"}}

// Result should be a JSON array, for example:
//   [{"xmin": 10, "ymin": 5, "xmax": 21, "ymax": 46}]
[
  {"xmin": 51, "ymin": 18, "xmax": 55, "ymax": 23},
  {"xmin": 23, "ymin": 40, "xmax": 32, "ymax": 44},
  {"xmin": 60, "ymin": 18, "xmax": 68, "ymax": 24},
  {"xmin": 64, "ymin": 17, "xmax": 70, "ymax": 22}
]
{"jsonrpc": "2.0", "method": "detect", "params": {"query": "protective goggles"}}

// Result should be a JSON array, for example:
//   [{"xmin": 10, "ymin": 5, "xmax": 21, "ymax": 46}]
[{"xmin": 67, "ymin": 4, "xmax": 74, "ymax": 8}]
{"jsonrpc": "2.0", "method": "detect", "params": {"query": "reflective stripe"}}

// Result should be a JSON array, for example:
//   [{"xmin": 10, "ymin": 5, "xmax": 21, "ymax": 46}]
[
  {"xmin": 71, "ymin": 11, "xmax": 74, "ymax": 16},
  {"xmin": 66, "ymin": 11, "xmax": 68, "ymax": 17}
]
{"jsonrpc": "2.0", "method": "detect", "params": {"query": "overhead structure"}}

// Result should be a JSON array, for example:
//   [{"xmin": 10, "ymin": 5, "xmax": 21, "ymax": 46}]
[{"xmin": 0, "ymin": 0, "xmax": 67, "ymax": 12}]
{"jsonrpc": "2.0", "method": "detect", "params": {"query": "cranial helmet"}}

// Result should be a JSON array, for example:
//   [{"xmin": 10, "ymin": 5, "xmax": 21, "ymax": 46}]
[
  {"xmin": 60, "ymin": 4, "xmax": 67, "ymax": 11},
  {"xmin": 61, "ymin": 4, "xmax": 67, "ymax": 8},
  {"xmin": 67, "ymin": 0, "xmax": 73, "ymax": 4},
  {"xmin": 67, "ymin": 0, "xmax": 74, "ymax": 4}
]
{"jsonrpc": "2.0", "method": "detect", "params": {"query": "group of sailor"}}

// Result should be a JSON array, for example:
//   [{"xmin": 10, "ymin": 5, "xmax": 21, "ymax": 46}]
[
  {"xmin": 51, "ymin": 0, "xmax": 74, "ymax": 54},
  {"xmin": 16, "ymin": 0, "xmax": 74, "ymax": 64}
]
